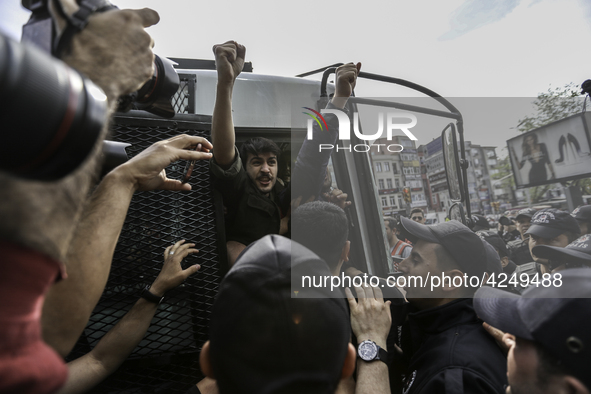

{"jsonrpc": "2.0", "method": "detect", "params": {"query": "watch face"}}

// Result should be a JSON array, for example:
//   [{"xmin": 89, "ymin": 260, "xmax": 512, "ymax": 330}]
[{"xmin": 358, "ymin": 341, "xmax": 378, "ymax": 361}]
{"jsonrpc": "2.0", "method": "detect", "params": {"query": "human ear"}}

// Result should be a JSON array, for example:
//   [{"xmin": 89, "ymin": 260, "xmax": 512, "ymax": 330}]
[
  {"xmin": 341, "ymin": 343, "xmax": 356, "ymax": 379},
  {"xmin": 441, "ymin": 269, "xmax": 464, "ymax": 292},
  {"xmin": 199, "ymin": 340, "xmax": 215, "ymax": 378},
  {"xmin": 340, "ymin": 241, "xmax": 351, "ymax": 263},
  {"xmin": 563, "ymin": 375, "xmax": 590, "ymax": 394}
]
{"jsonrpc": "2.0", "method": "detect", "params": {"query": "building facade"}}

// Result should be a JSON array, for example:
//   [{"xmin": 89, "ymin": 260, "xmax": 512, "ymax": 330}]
[{"xmin": 370, "ymin": 136, "xmax": 427, "ymax": 216}]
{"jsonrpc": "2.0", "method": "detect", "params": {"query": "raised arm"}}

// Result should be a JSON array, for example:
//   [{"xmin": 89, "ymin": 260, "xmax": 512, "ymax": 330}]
[
  {"xmin": 56, "ymin": 240, "xmax": 200, "ymax": 394},
  {"xmin": 211, "ymin": 41, "xmax": 246, "ymax": 168},
  {"xmin": 42, "ymin": 135, "xmax": 213, "ymax": 357},
  {"xmin": 291, "ymin": 62, "xmax": 361, "ymax": 201},
  {"xmin": 346, "ymin": 284, "xmax": 392, "ymax": 394}
]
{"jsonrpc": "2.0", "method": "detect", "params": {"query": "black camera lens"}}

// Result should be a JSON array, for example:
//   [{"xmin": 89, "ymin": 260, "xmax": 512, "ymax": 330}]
[
  {"xmin": 117, "ymin": 55, "xmax": 179, "ymax": 118},
  {"xmin": 0, "ymin": 33, "xmax": 107, "ymax": 181}
]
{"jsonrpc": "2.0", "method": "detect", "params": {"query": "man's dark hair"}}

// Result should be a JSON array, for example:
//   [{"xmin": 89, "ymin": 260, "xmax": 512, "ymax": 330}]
[
  {"xmin": 564, "ymin": 231, "xmax": 579, "ymax": 244},
  {"xmin": 535, "ymin": 341, "xmax": 568, "ymax": 387},
  {"xmin": 384, "ymin": 217, "xmax": 396, "ymax": 230},
  {"xmin": 292, "ymin": 201, "xmax": 349, "ymax": 271},
  {"xmin": 410, "ymin": 208, "xmax": 424, "ymax": 216},
  {"xmin": 239, "ymin": 137, "xmax": 281, "ymax": 168}
]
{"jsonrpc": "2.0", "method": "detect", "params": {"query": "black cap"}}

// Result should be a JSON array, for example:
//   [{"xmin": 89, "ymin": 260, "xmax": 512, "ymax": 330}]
[
  {"xmin": 476, "ymin": 230, "xmax": 509, "ymax": 259},
  {"xmin": 532, "ymin": 234, "xmax": 591, "ymax": 268},
  {"xmin": 474, "ymin": 269, "xmax": 591, "ymax": 391},
  {"xmin": 571, "ymin": 205, "xmax": 591, "ymax": 223},
  {"xmin": 400, "ymin": 217, "xmax": 486, "ymax": 278},
  {"xmin": 515, "ymin": 208, "xmax": 537, "ymax": 221},
  {"xmin": 525, "ymin": 209, "xmax": 581, "ymax": 239},
  {"xmin": 209, "ymin": 235, "xmax": 350, "ymax": 394},
  {"xmin": 471, "ymin": 215, "xmax": 490, "ymax": 231},
  {"xmin": 481, "ymin": 238, "xmax": 503, "ymax": 276}
]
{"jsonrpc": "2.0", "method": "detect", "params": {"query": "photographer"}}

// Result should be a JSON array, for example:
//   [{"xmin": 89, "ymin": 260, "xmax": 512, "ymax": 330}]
[{"xmin": 0, "ymin": 2, "xmax": 215, "ymax": 392}]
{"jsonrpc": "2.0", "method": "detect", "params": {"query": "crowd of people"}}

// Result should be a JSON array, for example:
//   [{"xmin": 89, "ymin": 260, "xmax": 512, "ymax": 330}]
[{"xmin": 1, "ymin": 3, "xmax": 590, "ymax": 394}]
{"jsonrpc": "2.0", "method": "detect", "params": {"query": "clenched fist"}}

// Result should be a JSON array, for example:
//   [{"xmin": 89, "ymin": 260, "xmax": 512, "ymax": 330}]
[{"xmin": 213, "ymin": 41, "xmax": 246, "ymax": 86}]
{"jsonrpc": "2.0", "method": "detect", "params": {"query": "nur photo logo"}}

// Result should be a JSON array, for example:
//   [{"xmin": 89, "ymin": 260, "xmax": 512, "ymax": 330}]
[{"xmin": 302, "ymin": 107, "xmax": 419, "ymax": 152}]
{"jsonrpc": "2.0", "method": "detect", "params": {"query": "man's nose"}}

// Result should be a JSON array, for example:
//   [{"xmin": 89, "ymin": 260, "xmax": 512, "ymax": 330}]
[{"xmin": 261, "ymin": 162, "xmax": 270, "ymax": 173}]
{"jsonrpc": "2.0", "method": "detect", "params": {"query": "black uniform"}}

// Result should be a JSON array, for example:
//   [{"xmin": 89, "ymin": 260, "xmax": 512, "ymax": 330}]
[{"xmin": 391, "ymin": 299, "xmax": 507, "ymax": 394}]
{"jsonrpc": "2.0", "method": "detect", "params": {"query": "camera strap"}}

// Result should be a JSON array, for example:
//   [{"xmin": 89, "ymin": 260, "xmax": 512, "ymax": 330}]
[{"xmin": 52, "ymin": 0, "xmax": 117, "ymax": 57}]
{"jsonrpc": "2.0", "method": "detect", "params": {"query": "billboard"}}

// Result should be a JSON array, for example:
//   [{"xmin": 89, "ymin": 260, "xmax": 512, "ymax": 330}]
[{"xmin": 508, "ymin": 112, "xmax": 591, "ymax": 188}]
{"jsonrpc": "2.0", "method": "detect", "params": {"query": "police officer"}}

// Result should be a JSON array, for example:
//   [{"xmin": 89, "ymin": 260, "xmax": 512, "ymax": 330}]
[{"xmin": 507, "ymin": 208, "xmax": 536, "ymax": 265}]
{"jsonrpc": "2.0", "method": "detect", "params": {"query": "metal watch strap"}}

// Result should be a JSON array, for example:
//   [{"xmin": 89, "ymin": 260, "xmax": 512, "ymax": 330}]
[{"xmin": 140, "ymin": 285, "xmax": 164, "ymax": 304}]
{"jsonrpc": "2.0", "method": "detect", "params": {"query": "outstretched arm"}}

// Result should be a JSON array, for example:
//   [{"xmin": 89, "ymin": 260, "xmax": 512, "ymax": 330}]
[
  {"xmin": 211, "ymin": 41, "xmax": 246, "ymax": 168},
  {"xmin": 511, "ymin": 146, "xmax": 525, "ymax": 170},
  {"xmin": 543, "ymin": 144, "xmax": 556, "ymax": 178},
  {"xmin": 56, "ymin": 240, "xmax": 200, "ymax": 394},
  {"xmin": 42, "ymin": 135, "xmax": 213, "ymax": 357}
]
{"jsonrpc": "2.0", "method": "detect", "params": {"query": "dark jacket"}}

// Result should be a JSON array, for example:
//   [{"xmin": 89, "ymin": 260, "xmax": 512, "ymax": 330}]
[
  {"xmin": 392, "ymin": 299, "xmax": 507, "ymax": 394},
  {"xmin": 210, "ymin": 102, "xmax": 345, "ymax": 246},
  {"xmin": 211, "ymin": 151, "xmax": 289, "ymax": 246},
  {"xmin": 503, "ymin": 259, "xmax": 517, "ymax": 275},
  {"xmin": 507, "ymin": 237, "xmax": 532, "ymax": 265}
]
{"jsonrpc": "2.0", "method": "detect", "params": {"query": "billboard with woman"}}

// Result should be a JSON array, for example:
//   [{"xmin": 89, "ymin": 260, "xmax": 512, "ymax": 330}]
[{"xmin": 508, "ymin": 112, "xmax": 591, "ymax": 188}]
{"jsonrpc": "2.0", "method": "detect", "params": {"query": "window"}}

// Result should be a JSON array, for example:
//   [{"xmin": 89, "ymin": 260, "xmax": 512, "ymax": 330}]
[
  {"xmin": 381, "ymin": 197, "xmax": 387, "ymax": 207},
  {"xmin": 395, "ymin": 179, "xmax": 400, "ymax": 188},
  {"xmin": 390, "ymin": 196, "xmax": 396, "ymax": 206},
  {"xmin": 392, "ymin": 163, "xmax": 397, "ymax": 172},
  {"xmin": 376, "ymin": 162, "xmax": 382, "ymax": 172},
  {"xmin": 398, "ymin": 196, "xmax": 403, "ymax": 207},
  {"xmin": 387, "ymin": 179, "xmax": 393, "ymax": 189},
  {"xmin": 379, "ymin": 179, "xmax": 385, "ymax": 189},
  {"xmin": 384, "ymin": 162, "xmax": 390, "ymax": 172}
]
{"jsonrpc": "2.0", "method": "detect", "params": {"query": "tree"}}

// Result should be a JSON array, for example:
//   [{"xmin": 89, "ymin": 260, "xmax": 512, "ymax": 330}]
[
  {"xmin": 514, "ymin": 83, "xmax": 586, "ymax": 203},
  {"xmin": 516, "ymin": 83, "xmax": 583, "ymax": 133}
]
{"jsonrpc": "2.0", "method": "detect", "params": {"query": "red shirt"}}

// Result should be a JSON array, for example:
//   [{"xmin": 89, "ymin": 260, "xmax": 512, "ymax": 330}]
[{"xmin": 0, "ymin": 241, "xmax": 68, "ymax": 394}]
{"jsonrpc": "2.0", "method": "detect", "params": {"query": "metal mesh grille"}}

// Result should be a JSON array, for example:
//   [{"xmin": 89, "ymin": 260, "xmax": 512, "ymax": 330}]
[
  {"xmin": 171, "ymin": 74, "xmax": 196, "ymax": 114},
  {"xmin": 68, "ymin": 112, "xmax": 222, "ymax": 393}
]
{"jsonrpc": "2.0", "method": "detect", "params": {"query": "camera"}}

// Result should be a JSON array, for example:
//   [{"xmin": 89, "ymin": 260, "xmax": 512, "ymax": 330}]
[
  {"xmin": 0, "ymin": 0, "xmax": 180, "ymax": 181},
  {"xmin": 21, "ymin": 0, "xmax": 180, "ymax": 118},
  {"xmin": 0, "ymin": 32, "xmax": 107, "ymax": 180}
]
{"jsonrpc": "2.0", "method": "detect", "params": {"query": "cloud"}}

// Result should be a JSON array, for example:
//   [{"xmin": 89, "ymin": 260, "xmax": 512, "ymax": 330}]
[
  {"xmin": 440, "ymin": 0, "xmax": 521, "ymax": 40},
  {"xmin": 580, "ymin": 0, "xmax": 591, "ymax": 29}
]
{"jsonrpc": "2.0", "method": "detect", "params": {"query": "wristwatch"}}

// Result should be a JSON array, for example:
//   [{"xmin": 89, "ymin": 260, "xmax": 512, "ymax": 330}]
[
  {"xmin": 140, "ymin": 285, "xmax": 164, "ymax": 304},
  {"xmin": 357, "ymin": 340, "xmax": 388, "ymax": 364}
]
